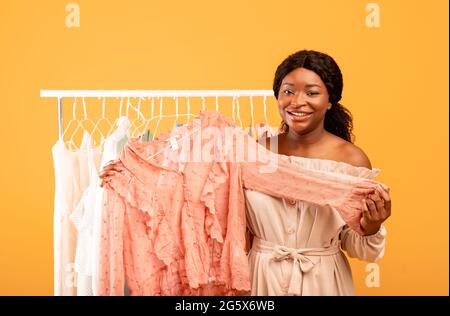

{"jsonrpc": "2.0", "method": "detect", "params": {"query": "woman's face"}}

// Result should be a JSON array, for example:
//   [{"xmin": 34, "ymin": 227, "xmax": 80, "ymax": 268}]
[{"xmin": 277, "ymin": 67, "xmax": 331, "ymax": 135}]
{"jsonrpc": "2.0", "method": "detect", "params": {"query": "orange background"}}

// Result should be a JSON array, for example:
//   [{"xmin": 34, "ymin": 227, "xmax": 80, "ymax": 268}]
[{"xmin": 0, "ymin": 0, "xmax": 448, "ymax": 295}]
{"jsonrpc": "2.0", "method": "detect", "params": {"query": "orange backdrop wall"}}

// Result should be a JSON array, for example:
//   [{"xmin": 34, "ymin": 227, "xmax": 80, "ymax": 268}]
[{"xmin": 0, "ymin": 0, "xmax": 448, "ymax": 295}]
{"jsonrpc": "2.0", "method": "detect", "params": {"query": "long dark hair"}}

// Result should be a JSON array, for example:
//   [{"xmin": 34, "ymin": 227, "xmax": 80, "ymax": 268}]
[{"xmin": 273, "ymin": 50, "xmax": 354, "ymax": 143}]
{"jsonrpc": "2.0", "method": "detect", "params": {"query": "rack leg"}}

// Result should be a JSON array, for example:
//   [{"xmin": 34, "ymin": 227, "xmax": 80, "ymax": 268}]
[{"xmin": 58, "ymin": 97, "xmax": 63, "ymax": 139}]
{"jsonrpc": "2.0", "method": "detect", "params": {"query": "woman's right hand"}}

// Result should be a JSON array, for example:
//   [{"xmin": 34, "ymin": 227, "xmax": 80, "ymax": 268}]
[{"xmin": 99, "ymin": 159, "xmax": 125, "ymax": 187}]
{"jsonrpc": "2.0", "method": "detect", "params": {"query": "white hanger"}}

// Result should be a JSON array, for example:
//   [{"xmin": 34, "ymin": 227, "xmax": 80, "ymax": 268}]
[
  {"xmin": 106, "ymin": 97, "xmax": 125, "ymax": 139},
  {"xmin": 186, "ymin": 96, "xmax": 191, "ymax": 125},
  {"xmin": 67, "ymin": 97, "xmax": 97, "ymax": 150},
  {"xmin": 146, "ymin": 125, "xmax": 202, "ymax": 161},
  {"xmin": 129, "ymin": 97, "xmax": 147, "ymax": 138},
  {"xmin": 172, "ymin": 96, "xmax": 179, "ymax": 130},
  {"xmin": 140, "ymin": 96, "xmax": 155, "ymax": 139},
  {"xmin": 234, "ymin": 95, "xmax": 243, "ymax": 129},
  {"xmin": 201, "ymin": 96, "xmax": 206, "ymax": 111},
  {"xmin": 152, "ymin": 97, "xmax": 164, "ymax": 141},
  {"xmin": 61, "ymin": 97, "xmax": 79, "ymax": 142},
  {"xmin": 91, "ymin": 97, "xmax": 112, "ymax": 149}
]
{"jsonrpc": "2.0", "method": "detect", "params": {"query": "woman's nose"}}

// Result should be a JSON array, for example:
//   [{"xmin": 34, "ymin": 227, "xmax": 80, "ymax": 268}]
[{"xmin": 292, "ymin": 92, "xmax": 307, "ymax": 106}]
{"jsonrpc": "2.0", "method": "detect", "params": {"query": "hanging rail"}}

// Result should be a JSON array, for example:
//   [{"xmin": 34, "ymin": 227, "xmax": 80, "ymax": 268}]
[
  {"xmin": 40, "ymin": 89, "xmax": 275, "ymax": 139},
  {"xmin": 40, "ymin": 90, "xmax": 274, "ymax": 98}
]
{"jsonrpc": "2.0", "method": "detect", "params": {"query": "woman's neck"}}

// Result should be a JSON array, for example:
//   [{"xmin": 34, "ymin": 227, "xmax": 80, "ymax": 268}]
[{"xmin": 283, "ymin": 127, "xmax": 329, "ymax": 150}]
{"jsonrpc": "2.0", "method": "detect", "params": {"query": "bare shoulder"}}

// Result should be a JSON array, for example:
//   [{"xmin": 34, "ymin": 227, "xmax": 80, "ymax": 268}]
[{"xmin": 337, "ymin": 141, "xmax": 372, "ymax": 169}]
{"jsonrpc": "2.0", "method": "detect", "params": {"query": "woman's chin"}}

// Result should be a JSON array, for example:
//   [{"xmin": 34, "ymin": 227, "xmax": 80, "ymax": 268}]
[{"xmin": 286, "ymin": 123, "xmax": 309, "ymax": 135}]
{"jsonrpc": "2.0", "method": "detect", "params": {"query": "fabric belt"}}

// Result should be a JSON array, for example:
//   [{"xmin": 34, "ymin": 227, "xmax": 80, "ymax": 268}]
[{"xmin": 252, "ymin": 236, "xmax": 340, "ymax": 295}]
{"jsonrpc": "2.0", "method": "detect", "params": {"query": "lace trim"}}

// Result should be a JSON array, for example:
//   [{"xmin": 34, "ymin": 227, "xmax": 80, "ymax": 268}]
[{"xmin": 285, "ymin": 155, "xmax": 381, "ymax": 179}]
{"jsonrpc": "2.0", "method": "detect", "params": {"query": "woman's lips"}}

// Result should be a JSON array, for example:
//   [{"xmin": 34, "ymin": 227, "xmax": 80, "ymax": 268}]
[{"xmin": 286, "ymin": 110, "xmax": 313, "ymax": 122}]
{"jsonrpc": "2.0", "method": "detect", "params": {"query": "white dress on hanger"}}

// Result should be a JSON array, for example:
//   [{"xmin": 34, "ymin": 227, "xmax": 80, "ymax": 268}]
[
  {"xmin": 69, "ymin": 136, "xmax": 101, "ymax": 295},
  {"xmin": 52, "ymin": 131, "xmax": 93, "ymax": 296},
  {"xmin": 66, "ymin": 117, "xmax": 130, "ymax": 296}
]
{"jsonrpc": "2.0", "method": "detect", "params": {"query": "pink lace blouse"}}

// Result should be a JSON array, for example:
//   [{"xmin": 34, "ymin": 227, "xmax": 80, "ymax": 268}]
[{"xmin": 99, "ymin": 111, "xmax": 384, "ymax": 295}]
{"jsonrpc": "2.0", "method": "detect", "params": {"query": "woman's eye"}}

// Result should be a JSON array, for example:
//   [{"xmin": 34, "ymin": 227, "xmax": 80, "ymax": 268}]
[
  {"xmin": 283, "ymin": 90, "xmax": 293, "ymax": 95},
  {"xmin": 307, "ymin": 92, "xmax": 319, "ymax": 96}
]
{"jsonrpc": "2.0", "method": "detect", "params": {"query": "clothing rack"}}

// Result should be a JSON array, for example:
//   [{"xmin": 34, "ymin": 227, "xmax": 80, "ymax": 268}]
[{"xmin": 40, "ymin": 90, "xmax": 275, "ymax": 139}]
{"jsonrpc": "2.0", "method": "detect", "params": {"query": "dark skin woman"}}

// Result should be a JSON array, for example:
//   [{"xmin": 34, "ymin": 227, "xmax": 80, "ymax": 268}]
[{"xmin": 270, "ymin": 50, "xmax": 391, "ymax": 234}]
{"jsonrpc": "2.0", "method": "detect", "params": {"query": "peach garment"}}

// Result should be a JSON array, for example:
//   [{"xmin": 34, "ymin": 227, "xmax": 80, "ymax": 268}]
[
  {"xmin": 245, "ymin": 156, "xmax": 386, "ymax": 296},
  {"xmin": 99, "ymin": 111, "xmax": 384, "ymax": 295}
]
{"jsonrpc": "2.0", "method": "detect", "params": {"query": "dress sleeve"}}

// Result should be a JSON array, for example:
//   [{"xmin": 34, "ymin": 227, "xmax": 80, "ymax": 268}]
[
  {"xmin": 340, "ymin": 224, "xmax": 387, "ymax": 262},
  {"xmin": 98, "ymin": 185, "xmax": 125, "ymax": 296}
]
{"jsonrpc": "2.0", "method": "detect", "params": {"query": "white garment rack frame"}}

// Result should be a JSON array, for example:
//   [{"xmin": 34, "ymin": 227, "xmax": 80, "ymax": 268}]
[{"xmin": 40, "ymin": 90, "xmax": 275, "ymax": 139}]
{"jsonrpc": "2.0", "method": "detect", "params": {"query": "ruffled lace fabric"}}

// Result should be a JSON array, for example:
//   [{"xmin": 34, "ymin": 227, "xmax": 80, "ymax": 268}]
[
  {"xmin": 100, "ymin": 112, "xmax": 247, "ymax": 295},
  {"xmin": 286, "ymin": 154, "xmax": 380, "ymax": 179},
  {"xmin": 240, "ymin": 148, "xmax": 380, "ymax": 235},
  {"xmin": 99, "ymin": 110, "xmax": 387, "ymax": 296}
]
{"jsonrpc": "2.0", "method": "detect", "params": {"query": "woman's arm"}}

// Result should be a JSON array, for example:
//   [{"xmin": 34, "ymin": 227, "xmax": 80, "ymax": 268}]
[
  {"xmin": 338, "ymin": 161, "xmax": 391, "ymax": 262},
  {"xmin": 340, "ymin": 223, "xmax": 387, "ymax": 262}
]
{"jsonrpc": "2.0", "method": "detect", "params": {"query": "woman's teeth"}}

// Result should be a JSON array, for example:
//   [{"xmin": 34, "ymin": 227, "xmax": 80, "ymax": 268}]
[{"xmin": 289, "ymin": 111, "xmax": 311, "ymax": 117}]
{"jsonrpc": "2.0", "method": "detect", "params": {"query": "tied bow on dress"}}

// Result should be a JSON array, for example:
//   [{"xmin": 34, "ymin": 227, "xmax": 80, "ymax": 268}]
[{"xmin": 253, "ymin": 236, "xmax": 340, "ymax": 295}]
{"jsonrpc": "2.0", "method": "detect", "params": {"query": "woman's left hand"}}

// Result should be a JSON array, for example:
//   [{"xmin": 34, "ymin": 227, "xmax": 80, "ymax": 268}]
[{"xmin": 360, "ymin": 184, "xmax": 391, "ymax": 235}]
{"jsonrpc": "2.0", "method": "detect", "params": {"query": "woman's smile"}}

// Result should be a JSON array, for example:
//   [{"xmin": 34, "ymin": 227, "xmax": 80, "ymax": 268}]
[{"xmin": 286, "ymin": 109, "xmax": 313, "ymax": 122}]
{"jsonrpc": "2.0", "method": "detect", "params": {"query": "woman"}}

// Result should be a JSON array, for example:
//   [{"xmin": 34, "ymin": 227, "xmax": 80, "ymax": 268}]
[
  {"xmin": 100, "ymin": 50, "xmax": 391, "ymax": 295},
  {"xmin": 243, "ymin": 50, "xmax": 391, "ymax": 295}
]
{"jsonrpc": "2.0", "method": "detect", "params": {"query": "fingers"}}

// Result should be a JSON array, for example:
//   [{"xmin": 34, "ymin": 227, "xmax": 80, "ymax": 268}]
[
  {"xmin": 354, "ymin": 187, "xmax": 376, "ymax": 196},
  {"xmin": 361, "ymin": 199, "xmax": 370, "ymax": 220},
  {"xmin": 99, "ymin": 170, "xmax": 120, "ymax": 178},
  {"xmin": 360, "ymin": 199, "xmax": 372, "ymax": 230},
  {"xmin": 100, "ymin": 179, "xmax": 113, "ymax": 188},
  {"xmin": 378, "ymin": 182, "xmax": 390, "ymax": 193},
  {"xmin": 369, "ymin": 191, "xmax": 385, "ymax": 211},
  {"xmin": 373, "ymin": 184, "xmax": 391, "ymax": 219},
  {"xmin": 377, "ymin": 184, "xmax": 391, "ymax": 211},
  {"xmin": 365, "ymin": 198, "xmax": 378, "ymax": 220},
  {"xmin": 364, "ymin": 195, "xmax": 391, "ymax": 223},
  {"xmin": 99, "ymin": 173, "xmax": 116, "ymax": 187},
  {"xmin": 105, "ymin": 159, "xmax": 120, "ymax": 167},
  {"xmin": 375, "ymin": 184, "xmax": 390, "ymax": 198},
  {"xmin": 103, "ymin": 160, "xmax": 124, "ymax": 171},
  {"xmin": 104, "ymin": 161, "xmax": 124, "ymax": 171},
  {"xmin": 99, "ymin": 160, "xmax": 125, "ymax": 187},
  {"xmin": 100, "ymin": 161, "xmax": 125, "ymax": 175},
  {"xmin": 360, "ymin": 183, "xmax": 392, "ymax": 231}
]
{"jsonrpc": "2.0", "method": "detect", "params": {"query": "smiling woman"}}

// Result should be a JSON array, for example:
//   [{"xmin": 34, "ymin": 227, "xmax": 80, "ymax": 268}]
[
  {"xmin": 243, "ymin": 49, "xmax": 392, "ymax": 295},
  {"xmin": 280, "ymin": 68, "xmax": 330, "ymax": 130},
  {"xmin": 274, "ymin": 50, "xmax": 352, "ymax": 140},
  {"xmin": 270, "ymin": 50, "xmax": 369, "ymax": 168}
]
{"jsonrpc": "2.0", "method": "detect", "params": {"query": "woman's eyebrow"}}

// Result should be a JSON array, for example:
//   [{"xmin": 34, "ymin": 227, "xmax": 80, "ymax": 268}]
[{"xmin": 282, "ymin": 82, "xmax": 321, "ymax": 88}]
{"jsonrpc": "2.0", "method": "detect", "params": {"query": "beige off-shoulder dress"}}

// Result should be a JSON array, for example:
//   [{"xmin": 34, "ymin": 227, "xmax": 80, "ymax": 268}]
[{"xmin": 244, "ymin": 155, "xmax": 387, "ymax": 296}]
